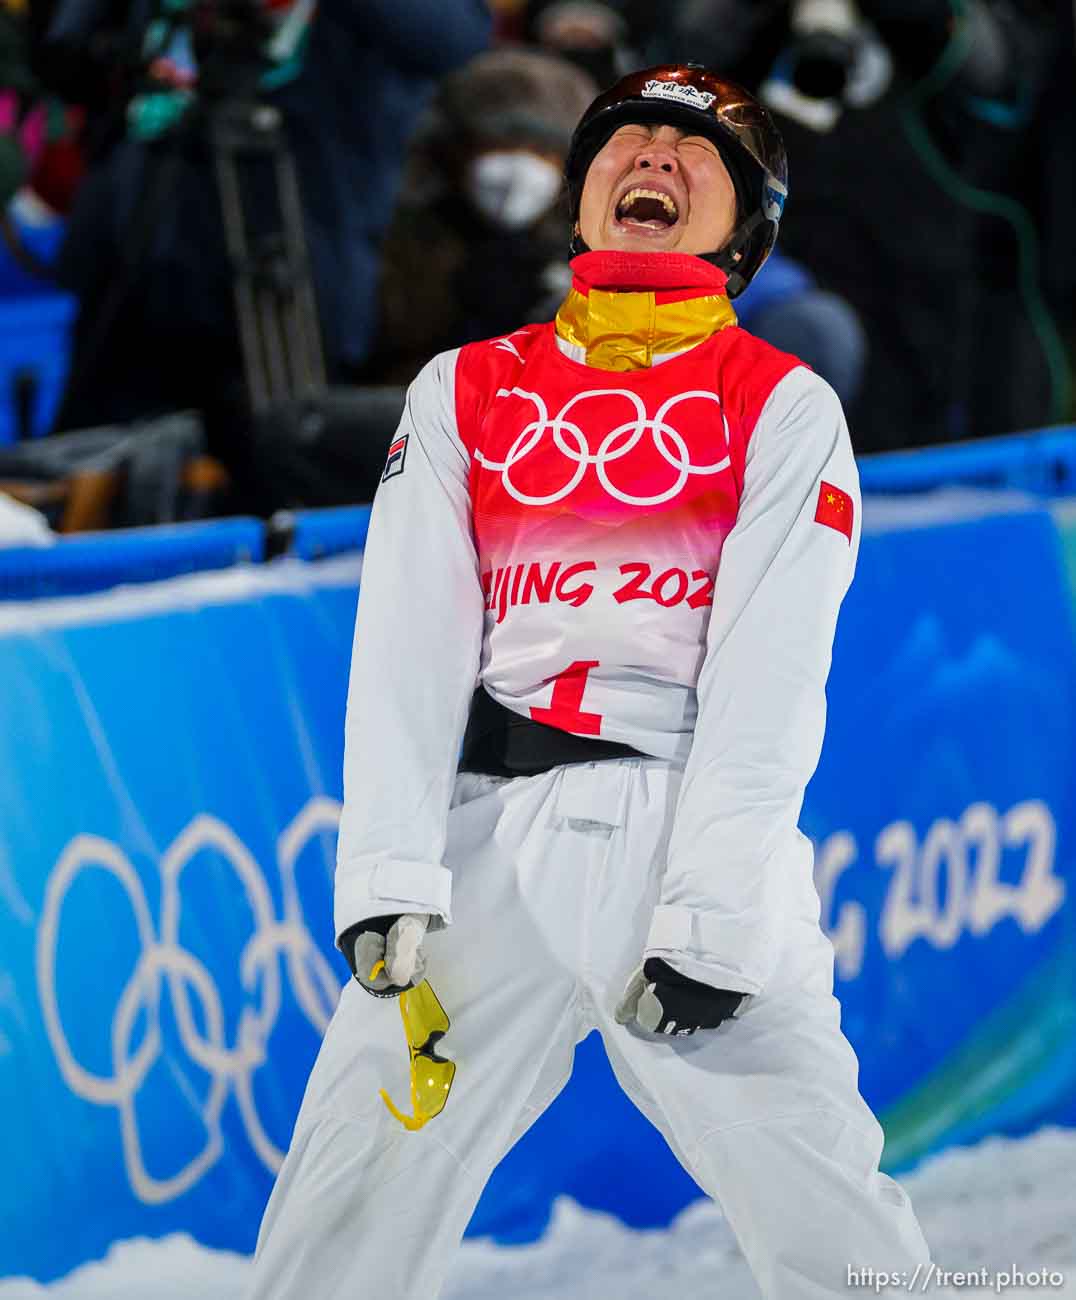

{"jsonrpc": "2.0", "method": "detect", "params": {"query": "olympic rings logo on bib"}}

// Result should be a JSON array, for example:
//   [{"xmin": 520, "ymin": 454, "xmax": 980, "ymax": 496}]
[{"xmin": 475, "ymin": 386, "xmax": 731, "ymax": 508}]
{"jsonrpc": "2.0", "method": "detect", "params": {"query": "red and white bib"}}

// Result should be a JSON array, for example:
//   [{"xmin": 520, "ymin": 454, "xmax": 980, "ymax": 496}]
[{"xmin": 453, "ymin": 317, "xmax": 800, "ymax": 759}]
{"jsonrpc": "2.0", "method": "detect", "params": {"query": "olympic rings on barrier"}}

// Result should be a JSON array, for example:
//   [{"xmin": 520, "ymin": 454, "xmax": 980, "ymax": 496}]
[
  {"xmin": 34, "ymin": 798, "xmax": 343, "ymax": 1204},
  {"xmin": 475, "ymin": 386, "xmax": 731, "ymax": 508}
]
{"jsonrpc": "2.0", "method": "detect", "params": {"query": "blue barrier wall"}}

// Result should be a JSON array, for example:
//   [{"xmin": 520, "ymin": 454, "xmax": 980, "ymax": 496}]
[
  {"xmin": 0, "ymin": 518, "xmax": 266, "ymax": 599},
  {"xmin": 2, "ymin": 483, "xmax": 1076, "ymax": 1281}
]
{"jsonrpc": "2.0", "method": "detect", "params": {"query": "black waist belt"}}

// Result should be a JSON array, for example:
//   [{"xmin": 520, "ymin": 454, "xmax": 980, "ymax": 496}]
[{"xmin": 459, "ymin": 686, "xmax": 646, "ymax": 778}]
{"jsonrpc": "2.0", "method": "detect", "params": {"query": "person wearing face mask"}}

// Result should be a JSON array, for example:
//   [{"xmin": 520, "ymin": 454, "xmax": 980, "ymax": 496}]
[
  {"xmin": 369, "ymin": 49, "xmax": 597, "ymax": 387},
  {"xmin": 464, "ymin": 146, "xmax": 565, "ymax": 232},
  {"xmin": 246, "ymin": 64, "xmax": 931, "ymax": 1300}
]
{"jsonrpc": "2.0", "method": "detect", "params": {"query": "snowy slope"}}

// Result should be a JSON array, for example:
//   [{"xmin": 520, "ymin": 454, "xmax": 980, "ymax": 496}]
[{"xmin": 3, "ymin": 1127, "xmax": 1074, "ymax": 1299}]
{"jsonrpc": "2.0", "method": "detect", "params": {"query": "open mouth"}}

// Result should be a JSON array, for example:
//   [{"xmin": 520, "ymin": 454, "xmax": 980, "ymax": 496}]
[{"xmin": 614, "ymin": 187, "xmax": 680, "ymax": 230}]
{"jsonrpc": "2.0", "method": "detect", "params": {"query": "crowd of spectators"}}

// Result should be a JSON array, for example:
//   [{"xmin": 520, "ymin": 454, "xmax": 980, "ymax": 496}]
[{"xmin": 0, "ymin": 0, "xmax": 1073, "ymax": 533}]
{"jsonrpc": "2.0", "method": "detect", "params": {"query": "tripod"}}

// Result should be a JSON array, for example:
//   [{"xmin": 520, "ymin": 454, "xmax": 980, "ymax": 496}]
[{"xmin": 209, "ymin": 96, "xmax": 326, "ymax": 413}]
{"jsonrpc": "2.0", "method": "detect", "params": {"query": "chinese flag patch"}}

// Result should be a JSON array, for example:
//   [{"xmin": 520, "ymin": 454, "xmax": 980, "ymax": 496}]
[{"xmin": 814, "ymin": 481, "xmax": 854, "ymax": 542}]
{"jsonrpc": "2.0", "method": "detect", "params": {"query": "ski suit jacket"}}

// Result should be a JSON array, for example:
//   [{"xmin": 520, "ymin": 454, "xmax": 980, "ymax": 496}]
[{"xmin": 334, "ymin": 250, "xmax": 861, "ymax": 996}]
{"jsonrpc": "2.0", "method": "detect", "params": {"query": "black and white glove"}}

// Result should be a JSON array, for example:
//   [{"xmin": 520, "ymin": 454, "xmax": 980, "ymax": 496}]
[
  {"xmin": 339, "ymin": 913, "xmax": 430, "ymax": 998},
  {"xmin": 615, "ymin": 958, "xmax": 744, "ymax": 1036}
]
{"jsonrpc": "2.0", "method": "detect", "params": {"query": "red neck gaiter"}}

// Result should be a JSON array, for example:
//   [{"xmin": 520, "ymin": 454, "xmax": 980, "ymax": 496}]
[{"xmin": 568, "ymin": 251, "xmax": 730, "ymax": 302}]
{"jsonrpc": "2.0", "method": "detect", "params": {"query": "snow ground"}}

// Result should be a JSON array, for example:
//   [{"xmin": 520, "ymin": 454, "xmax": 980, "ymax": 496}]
[{"xmin": 3, "ymin": 1127, "xmax": 1074, "ymax": 1299}]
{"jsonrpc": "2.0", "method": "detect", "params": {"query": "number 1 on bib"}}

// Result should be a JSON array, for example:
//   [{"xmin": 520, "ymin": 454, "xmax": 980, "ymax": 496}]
[{"xmin": 530, "ymin": 660, "xmax": 603, "ymax": 735}]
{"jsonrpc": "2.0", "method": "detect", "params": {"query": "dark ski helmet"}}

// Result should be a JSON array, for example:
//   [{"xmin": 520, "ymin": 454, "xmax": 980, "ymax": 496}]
[{"xmin": 564, "ymin": 64, "xmax": 788, "ymax": 298}]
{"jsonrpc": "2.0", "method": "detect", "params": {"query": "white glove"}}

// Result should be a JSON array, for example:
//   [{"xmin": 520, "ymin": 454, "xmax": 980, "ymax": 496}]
[{"xmin": 345, "ymin": 913, "xmax": 430, "ymax": 997}]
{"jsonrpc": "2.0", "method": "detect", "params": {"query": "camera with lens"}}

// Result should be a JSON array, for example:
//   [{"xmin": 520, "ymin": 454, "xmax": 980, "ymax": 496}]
[{"xmin": 785, "ymin": 0, "xmax": 865, "ymax": 100}]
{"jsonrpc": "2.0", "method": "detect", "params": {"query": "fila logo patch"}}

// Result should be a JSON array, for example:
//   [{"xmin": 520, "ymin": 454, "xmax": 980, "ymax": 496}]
[
  {"xmin": 814, "ymin": 481, "xmax": 853, "ymax": 542},
  {"xmin": 382, "ymin": 434, "xmax": 408, "ymax": 483}
]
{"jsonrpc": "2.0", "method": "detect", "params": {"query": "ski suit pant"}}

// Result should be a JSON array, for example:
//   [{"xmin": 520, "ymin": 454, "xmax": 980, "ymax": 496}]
[{"xmin": 247, "ymin": 757, "xmax": 930, "ymax": 1299}]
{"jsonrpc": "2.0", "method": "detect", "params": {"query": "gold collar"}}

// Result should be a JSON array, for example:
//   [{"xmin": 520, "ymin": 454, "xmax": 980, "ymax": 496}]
[{"xmin": 555, "ymin": 286, "xmax": 737, "ymax": 372}]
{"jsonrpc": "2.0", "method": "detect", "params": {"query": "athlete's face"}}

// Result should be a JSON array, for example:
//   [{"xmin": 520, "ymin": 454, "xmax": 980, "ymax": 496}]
[{"xmin": 577, "ymin": 122, "xmax": 738, "ymax": 256}]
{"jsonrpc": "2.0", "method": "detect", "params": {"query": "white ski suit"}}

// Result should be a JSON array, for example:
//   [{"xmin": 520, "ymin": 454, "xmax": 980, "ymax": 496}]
[{"xmin": 247, "ymin": 251, "xmax": 930, "ymax": 1298}]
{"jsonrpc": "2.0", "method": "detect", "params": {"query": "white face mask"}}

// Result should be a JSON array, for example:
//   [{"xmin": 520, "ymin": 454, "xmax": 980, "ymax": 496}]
[{"xmin": 464, "ymin": 151, "xmax": 563, "ymax": 231}]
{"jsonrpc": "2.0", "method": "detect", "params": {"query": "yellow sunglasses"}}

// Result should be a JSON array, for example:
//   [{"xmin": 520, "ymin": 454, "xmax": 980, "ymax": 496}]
[{"xmin": 370, "ymin": 960, "xmax": 456, "ymax": 1131}]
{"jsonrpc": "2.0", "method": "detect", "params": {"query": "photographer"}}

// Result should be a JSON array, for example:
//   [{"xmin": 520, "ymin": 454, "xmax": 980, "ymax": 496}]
[
  {"xmin": 641, "ymin": 0, "xmax": 1063, "ymax": 452},
  {"xmin": 27, "ymin": 0, "xmax": 491, "ymax": 499}
]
